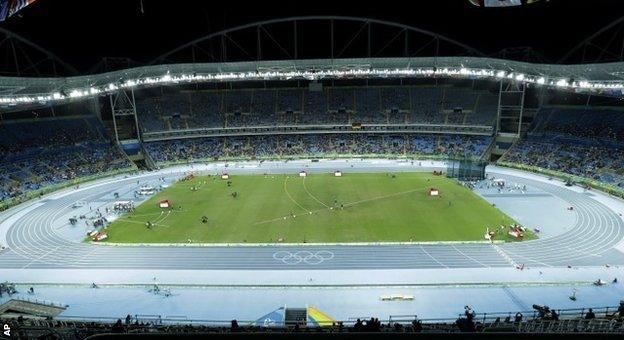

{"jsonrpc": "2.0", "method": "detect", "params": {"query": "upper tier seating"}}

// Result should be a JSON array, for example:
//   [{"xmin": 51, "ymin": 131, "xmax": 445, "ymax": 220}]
[{"xmin": 136, "ymin": 86, "xmax": 499, "ymax": 132}]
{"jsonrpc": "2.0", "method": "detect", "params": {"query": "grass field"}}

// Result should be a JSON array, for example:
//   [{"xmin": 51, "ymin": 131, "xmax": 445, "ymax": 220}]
[{"xmin": 103, "ymin": 172, "xmax": 530, "ymax": 243}]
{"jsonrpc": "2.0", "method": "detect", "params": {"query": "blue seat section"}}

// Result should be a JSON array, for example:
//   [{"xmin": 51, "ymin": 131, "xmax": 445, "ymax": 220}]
[
  {"xmin": 144, "ymin": 134, "xmax": 492, "ymax": 164},
  {"xmin": 502, "ymin": 107, "xmax": 624, "ymax": 189},
  {"xmin": 0, "ymin": 116, "xmax": 132, "ymax": 202},
  {"xmin": 135, "ymin": 86, "xmax": 498, "ymax": 132}
]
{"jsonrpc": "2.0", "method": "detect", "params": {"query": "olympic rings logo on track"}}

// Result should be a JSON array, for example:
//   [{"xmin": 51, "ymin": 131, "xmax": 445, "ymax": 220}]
[{"xmin": 273, "ymin": 250, "xmax": 334, "ymax": 265}]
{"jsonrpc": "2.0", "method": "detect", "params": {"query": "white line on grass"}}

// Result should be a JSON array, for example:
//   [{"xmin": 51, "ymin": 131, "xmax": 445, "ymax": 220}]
[
  {"xmin": 283, "ymin": 176, "xmax": 309, "ymax": 213},
  {"xmin": 118, "ymin": 218, "xmax": 170, "ymax": 228},
  {"xmin": 343, "ymin": 187, "xmax": 426, "ymax": 208},
  {"xmin": 302, "ymin": 177, "xmax": 330, "ymax": 208},
  {"xmin": 253, "ymin": 186, "xmax": 427, "ymax": 226}
]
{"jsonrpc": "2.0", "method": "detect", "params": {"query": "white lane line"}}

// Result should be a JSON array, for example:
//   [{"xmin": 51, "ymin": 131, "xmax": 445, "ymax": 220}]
[
  {"xmin": 419, "ymin": 245, "xmax": 448, "ymax": 268},
  {"xmin": 21, "ymin": 246, "xmax": 60, "ymax": 269},
  {"xmin": 491, "ymin": 243, "xmax": 519, "ymax": 268},
  {"xmin": 5, "ymin": 166, "xmax": 624, "ymax": 270},
  {"xmin": 451, "ymin": 244, "xmax": 489, "ymax": 268}
]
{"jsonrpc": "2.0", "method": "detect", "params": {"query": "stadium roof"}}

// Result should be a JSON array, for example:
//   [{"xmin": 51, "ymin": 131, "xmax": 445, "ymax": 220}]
[{"xmin": 1, "ymin": 56, "xmax": 624, "ymax": 111}]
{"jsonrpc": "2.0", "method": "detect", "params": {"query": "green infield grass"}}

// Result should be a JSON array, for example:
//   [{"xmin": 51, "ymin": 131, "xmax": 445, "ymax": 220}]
[{"xmin": 103, "ymin": 172, "xmax": 533, "ymax": 243}]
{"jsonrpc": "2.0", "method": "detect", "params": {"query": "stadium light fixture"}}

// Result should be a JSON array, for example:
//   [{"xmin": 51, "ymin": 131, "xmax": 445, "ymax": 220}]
[{"xmin": 1, "ymin": 66, "xmax": 624, "ymax": 107}]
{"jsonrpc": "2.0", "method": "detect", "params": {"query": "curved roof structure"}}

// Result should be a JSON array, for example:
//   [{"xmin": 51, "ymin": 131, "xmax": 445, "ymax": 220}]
[
  {"xmin": 1, "ymin": 56, "xmax": 624, "ymax": 111},
  {"xmin": 2, "ymin": 15, "xmax": 624, "ymax": 112},
  {"xmin": 150, "ymin": 16, "xmax": 487, "ymax": 64},
  {"xmin": 558, "ymin": 16, "xmax": 624, "ymax": 64},
  {"xmin": 0, "ymin": 27, "xmax": 78, "ymax": 77}
]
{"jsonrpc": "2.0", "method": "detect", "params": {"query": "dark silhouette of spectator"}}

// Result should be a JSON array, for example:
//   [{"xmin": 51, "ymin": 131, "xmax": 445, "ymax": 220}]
[
  {"xmin": 456, "ymin": 316, "xmax": 476, "ymax": 332},
  {"xmin": 366, "ymin": 318, "xmax": 376, "ymax": 331},
  {"xmin": 231, "ymin": 319, "xmax": 239, "ymax": 332},
  {"xmin": 534, "ymin": 305, "xmax": 550, "ymax": 319},
  {"xmin": 353, "ymin": 318, "xmax": 363, "ymax": 332},
  {"xmin": 412, "ymin": 317, "xmax": 423, "ymax": 332},
  {"xmin": 617, "ymin": 301, "xmax": 624, "ymax": 318},
  {"xmin": 585, "ymin": 309, "xmax": 596, "ymax": 319},
  {"xmin": 464, "ymin": 306, "xmax": 475, "ymax": 320},
  {"xmin": 112, "ymin": 319, "xmax": 124, "ymax": 333}
]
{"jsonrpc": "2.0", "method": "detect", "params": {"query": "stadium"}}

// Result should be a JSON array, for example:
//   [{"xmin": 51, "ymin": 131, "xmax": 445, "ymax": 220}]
[{"xmin": 1, "ymin": 1, "xmax": 624, "ymax": 339}]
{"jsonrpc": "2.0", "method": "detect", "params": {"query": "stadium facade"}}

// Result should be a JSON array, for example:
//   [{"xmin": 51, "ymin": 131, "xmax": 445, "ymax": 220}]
[
  {"xmin": 2, "ymin": 53, "xmax": 622, "ymax": 207},
  {"xmin": 1, "ymin": 15, "xmax": 624, "ymax": 338}
]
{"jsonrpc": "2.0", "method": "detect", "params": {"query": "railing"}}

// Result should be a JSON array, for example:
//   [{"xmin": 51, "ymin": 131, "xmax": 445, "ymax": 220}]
[
  {"xmin": 142, "ymin": 123, "xmax": 494, "ymax": 142},
  {"xmin": 389, "ymin": 305, "xmax": 621, "ymax": 325},
  {"xmin": 26, "ymin": 304, "xmax": 618, "ymax": 330},
  {"xmin": 3, "ymin": 297, "xmax": 68, "ymax": 309},
  {"xmin": 5, "ymin": 315, "xmax": 623, "ymax": 335}
]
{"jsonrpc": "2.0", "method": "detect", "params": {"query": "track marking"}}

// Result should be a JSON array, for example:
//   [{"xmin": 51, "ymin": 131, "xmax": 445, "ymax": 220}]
[
  {"xmin": 302, "ymin": 177, "xmax": 329, "ymax": 208},
  {"xmin": 419, "ymin": 245, "xmax": 449, "ymax": 268},
  {"xmin": 153, "ymin": 211, "xmax": 172, "ymax": 224},
  {"xmin": 5, "ymin": 168, "xmax": 624, "ymax": 270},
  {"xmin": 283, "ymin": 176, "xmax": 308, "ymax": 212},
  {"xmin": 253, "ymin": 186, "xmax": 426, "ymax": 226},
  {"xmin": 451, "ymin": 244, "xmax": 489, "ymax": 267},
  {"xmin": 118, "ymin": 219, "xmax": 170, "ymax": 228},
  {"xmin": 76, "ymin": 245, "xmax": 101, "ymax": 263},
  {"xmin": 491, "ymin": 244, "xmax": 519, "ymax": 268},
  {"xmin": 21, "ymin": 246, "xmax": 60, "ymax": 269},
  {"xmin": 343, "ymin": 187, "xmax": 425, "ymax": 208}
]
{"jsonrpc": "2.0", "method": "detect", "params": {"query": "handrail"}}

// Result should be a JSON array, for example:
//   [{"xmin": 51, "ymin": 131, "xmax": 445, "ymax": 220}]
[
  {"xmin": 26, "ymin": 304, "xmax": 620, "ymax": 328},
  {"xmin": 2, "ymin": 297, "xmax": 68, "ymax": 308}
]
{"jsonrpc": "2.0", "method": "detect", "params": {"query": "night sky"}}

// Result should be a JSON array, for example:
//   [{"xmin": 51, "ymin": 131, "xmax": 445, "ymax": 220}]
[{"xmin": 1, "ymin": 0, "xmax": 623, "ymax": 72}]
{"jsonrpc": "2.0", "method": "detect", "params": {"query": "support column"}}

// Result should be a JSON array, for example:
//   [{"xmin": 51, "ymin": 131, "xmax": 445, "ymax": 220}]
[{"xmin": 496, "ymin": 81, "xmax": 526, "ymax": 137}]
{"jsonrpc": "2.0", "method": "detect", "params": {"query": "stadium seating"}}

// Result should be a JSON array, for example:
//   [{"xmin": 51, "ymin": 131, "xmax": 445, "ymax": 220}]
[
  {"xmin": 4, "ymin": 90, "xmax": 622, "ymax": 210},
  {"xmin": 135, "ymin": 86, "xmax": 499, "ymax": 131},
  {"xmin": 501, "ymin": 107, "xmax": 624, "ymax": 190},
  {"xmin": 143, "ymin": 134, "xmax": 492, "ymax": 164},
  {"xmin": 533, "ymin": 107, "xmax": 624, "ymax": 141},
  {"xmin": 0, "ymin": 116, "xmax": 133, "ymax": 205}
]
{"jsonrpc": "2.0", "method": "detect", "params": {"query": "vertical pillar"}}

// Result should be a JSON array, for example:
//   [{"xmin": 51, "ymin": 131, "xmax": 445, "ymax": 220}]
[{"xmin": 109, "ymin": 94, "xmax": 120, "ymax": 144}]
